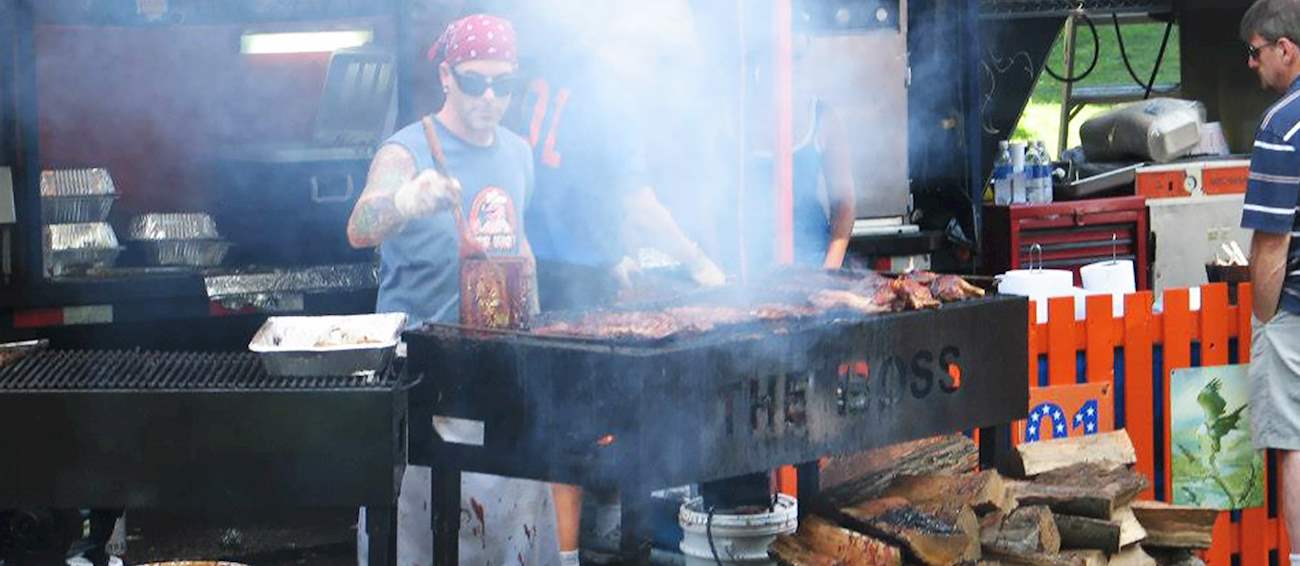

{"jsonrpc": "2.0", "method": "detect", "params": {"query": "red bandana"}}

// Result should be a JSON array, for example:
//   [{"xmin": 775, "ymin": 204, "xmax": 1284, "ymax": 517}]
[{"xmin": 428, "ymin": 14, "xmax": 518, "ymax": 67}]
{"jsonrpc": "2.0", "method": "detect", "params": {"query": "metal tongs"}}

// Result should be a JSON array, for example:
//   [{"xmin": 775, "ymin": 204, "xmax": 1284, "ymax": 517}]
[{"xmin": 420, "ymin": 115, "xmax": 486, "ymax": 259}]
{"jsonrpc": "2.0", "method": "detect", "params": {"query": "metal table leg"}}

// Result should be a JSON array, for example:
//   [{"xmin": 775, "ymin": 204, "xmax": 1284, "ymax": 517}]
[
  {"xmin": 431, "ymin": 465, "xmax": 461, "ymax": 566},
  {"xmin": 365, "ymin": 505, "xmax": 397, "ymax": 566}
]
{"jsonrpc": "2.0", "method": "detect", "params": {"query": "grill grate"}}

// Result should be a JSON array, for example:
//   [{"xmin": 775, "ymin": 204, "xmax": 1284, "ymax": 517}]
[{"xmin": 0, "ymin": 350, "xmax": 398, "ymax": 391}]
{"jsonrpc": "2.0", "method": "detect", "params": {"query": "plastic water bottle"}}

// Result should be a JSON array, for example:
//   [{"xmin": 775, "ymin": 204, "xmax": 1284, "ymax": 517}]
[
  {"xmin": 1010, "ymin": 142, "xmax": 1028, "ymax": 203},
  {"xmin": 993, "ymin": 141, "xmax": 1013, "ymax": 206},
  {"xmin": 1035, "ymin": 141, "xmax": 1054, "ymax": 203},
  {"xmin": 1025, "ymin": 142, "xmax": 1046, "ymax": 203}
]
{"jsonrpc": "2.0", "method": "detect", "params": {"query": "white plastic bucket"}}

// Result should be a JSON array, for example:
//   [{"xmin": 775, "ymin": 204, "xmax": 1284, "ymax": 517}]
[{"xmin": 679, "ymin": 495, "xmax": 798, "ymax": 566}]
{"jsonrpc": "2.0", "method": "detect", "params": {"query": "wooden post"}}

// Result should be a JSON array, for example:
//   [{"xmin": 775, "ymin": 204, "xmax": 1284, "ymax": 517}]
[{"xmin": 1123, "ymin": 291, "xmax": 1155, "ymax": 500}]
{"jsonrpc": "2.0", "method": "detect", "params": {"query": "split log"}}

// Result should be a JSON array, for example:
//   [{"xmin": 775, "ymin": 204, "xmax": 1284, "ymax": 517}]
[
  {"xmin": 1012, "ymin": 431, "xmax": 1137, "ymax": 477},
  {"xmin": 771, "ymin": 537, "xmax": 841, "ymax": 566},
  {"xmin": 1109, "ymin": 544, "xmax": 1157, "ymax": 566},
  {"xmin": 883, "ymin": 470, "xmax": 1010, "ymax": 515},
  {"xmin": 979, "ymin": 549, "xmax": 1084, "ymax": 566},
  {"xmin": 836, "ymin": 497, "xmax": 975, "ymax": 566},
  {"xmin": 1059, "ymin": 549, "xmax": 1108, "ymax": 566},
  {"xmin": 1129, "ymin": 501, "xmax": 1217, "ymax": 549},
  {"xmin": 1012, "ymin": 463, "xmax": 1148, "ymax": 519},
  {"xmin": 820, "ymin": 434, "xmax": 979, "ymax": 508},
  {"xmin": 1053, "ymin": 513, "xmax": 1121, "ymax": 553},
  {"xmin": 1114, "ymin": 506, "xmax": 1148, "ymax": 547},
  {"xmin": 770, "ymin": 515, "xmax": 903, "ymax": 566},
  {"xmin": 979, "ymin": 513, "xmax": 1083, "ymax": 566},
  {"xmin": 1144, "ymin": 547, "xmax": 1206, "ymax": 566},
  {"xmin": 980, "ymin": 505, "xmax": 1060, "ymax": 556},
  {"xmin": 916, "ymin": 501, "xmax": 981, "ymax": 562}
]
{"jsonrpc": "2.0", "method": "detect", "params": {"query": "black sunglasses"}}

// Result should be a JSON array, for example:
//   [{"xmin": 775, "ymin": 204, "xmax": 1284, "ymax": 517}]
[
  {"xmin": 1249, "ymin": 39, "xmax": 1284, "ymax": 61},
  {"xmin": 450, "ymin": 67, "xmax": 521, "ymax": 97}
]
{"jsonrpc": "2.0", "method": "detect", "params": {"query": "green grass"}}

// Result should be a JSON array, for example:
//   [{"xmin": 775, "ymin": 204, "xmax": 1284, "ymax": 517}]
[{"xmin": 1014, "ymin": 21, "xmax": 1183, "ymax": 157}]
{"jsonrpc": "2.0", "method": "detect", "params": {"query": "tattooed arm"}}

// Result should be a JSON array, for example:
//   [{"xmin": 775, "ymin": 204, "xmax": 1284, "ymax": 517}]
[{"xmin": 347, "ymin": 144, "xmax": 460, "ymax": 248}]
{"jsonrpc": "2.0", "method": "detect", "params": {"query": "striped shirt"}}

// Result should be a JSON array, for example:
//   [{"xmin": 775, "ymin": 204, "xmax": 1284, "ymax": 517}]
[{"xmin": 1243, "ymin": 78, "xmax": 1300, "ymax": 315}]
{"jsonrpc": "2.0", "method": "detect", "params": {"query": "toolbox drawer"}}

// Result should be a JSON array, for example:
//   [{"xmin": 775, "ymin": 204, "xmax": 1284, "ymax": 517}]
[{"xmin": 982, "ymin": 196, "xmax": 1148, "ymax": 289}]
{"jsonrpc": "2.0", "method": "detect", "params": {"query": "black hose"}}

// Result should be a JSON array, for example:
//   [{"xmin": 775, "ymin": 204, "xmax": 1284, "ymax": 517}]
[
  {"xmin": 1044, "ymin": 13, "xmax": 1100, "ymax": 84},
  {"xmin": 706, "ymin": 507, "xmax": 724, "ymax": 566},
  {"xmin": 1113, "ymin": 14, "xmax": 1176, "ymax": 99}
]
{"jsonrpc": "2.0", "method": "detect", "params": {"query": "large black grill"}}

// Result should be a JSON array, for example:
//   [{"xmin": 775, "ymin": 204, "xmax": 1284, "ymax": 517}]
[
  {"xmin": 404, "ymin": 295, "xmax": 1030, "ymax": 564},
  {"xmin": 0, "ymin": 350, "xmax": 398, "ymax": 390},
  {"xmin": 0, "ymin": 349, "xmax": 408, "ymax": 565}
]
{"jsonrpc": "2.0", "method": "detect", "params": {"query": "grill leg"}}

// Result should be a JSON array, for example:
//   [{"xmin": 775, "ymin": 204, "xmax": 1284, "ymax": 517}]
[
  {"xmin": 365, "ymin": 505, "xmax": 397, "ymax": 566},
  {"xmin": 431, "ymin": 465, "xmax": 460, "ymax": 566},
  {"xmin": 618, "ymin": 485, "xmax": 652, "ymax": 565},
  {"xmin": 796, "ymin": 461, "xmax": 819, "ymax": 517}
]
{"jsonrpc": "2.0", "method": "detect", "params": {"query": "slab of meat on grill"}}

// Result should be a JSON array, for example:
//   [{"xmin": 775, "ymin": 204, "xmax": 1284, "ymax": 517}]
[
  {"xmin": 809, "ymin": 289, "xmax": 893, "ymax": 314},
  {"xmin": 901, "ymin": 271, "xmax": 986, "ymax": 302},
  {"xmin": 532, "ymin": 311, "xmax": 683, "ymax": 341},
  {"xmin": 751, "ymin": 303, "xmax": 823, "ymax": 321},
  {"xmin": 889, "ymin": 277, "xmax": 942, "ymax": 310},
  {"xmin": 842, "ymin": 272, "xmax": 940, "ymax": 311},
  {"xmin": 664, "ymin": 306, "xmax": 758, "ymax": 332}
]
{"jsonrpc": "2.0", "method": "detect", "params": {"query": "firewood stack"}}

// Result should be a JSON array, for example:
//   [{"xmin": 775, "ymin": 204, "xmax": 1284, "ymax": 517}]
[{"xmin": 771, "ymin": 431, "xmax": 1218, "ymax": 566}]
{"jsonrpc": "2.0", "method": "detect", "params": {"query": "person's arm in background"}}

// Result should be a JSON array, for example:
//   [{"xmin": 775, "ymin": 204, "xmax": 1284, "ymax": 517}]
[
  {"xmin": 1250, "ymin": 231, "xmax": 1291, "ymax": 321},
  {"xmin": 623, "ymin": 186, "xmax": 726, "ymax": 286},
  {"xmin": 817, "ymin": 105, "xmax": 856, "ymax": 269},
  {"xmin": 347, "ymin": 144, "xmax": 461, "ymax": 248}
]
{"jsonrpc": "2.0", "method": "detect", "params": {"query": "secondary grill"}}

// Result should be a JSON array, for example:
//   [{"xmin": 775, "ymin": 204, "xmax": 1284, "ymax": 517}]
[
  {"xmin": 0, "ymin": 349, "xmax": 407, "ymax": 565},
  {"xmin": 0, "ymin": 350, "xmax": 397, "ymax": 390},
  {"xmin": 404, "ymin": 295, "xmax": 1030, "ymax": 565}
]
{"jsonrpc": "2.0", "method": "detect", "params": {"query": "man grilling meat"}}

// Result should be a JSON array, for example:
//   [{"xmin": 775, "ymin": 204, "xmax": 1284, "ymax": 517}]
[
  {"xmin": 346, "ymin": 14, "xmax": 559, "ymax": 566},
  {"xmin": 516, "ymin": 2, "xmax": 726, "ymax": 312},
  {"xmin": 510, "ymin": 2, "xmax": 728, "ymax": 561}
]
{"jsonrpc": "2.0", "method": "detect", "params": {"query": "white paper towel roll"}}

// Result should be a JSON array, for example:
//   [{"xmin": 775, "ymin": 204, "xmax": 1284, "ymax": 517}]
[
  {"xmin": 997, "ymin": 269, "xmax": 1074, "ymax": 296},
  {"xmin": 1080, "ymin": 260, "xmax": 1136, "ymax": 294},
  {"xmin": 997, "ymin": 269, "xmax": 1076, "ymax": 322}
]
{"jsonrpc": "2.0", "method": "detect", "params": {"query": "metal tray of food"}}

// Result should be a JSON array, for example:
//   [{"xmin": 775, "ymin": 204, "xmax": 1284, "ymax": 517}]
[
  {"xmin": 248, "ymin": 312, "xmax": 407, "ymax": 376},
  {"xmin": 0, "ymin": 339, "xmax": 49, "ymax": 368},
  {"xmin": 127, "ymin": 213, "xmax": 221, "ymax": 240},
  {"xmin": 136, "ymin": 239, "xmax": 232, "ymax": 267},
  {"xmin": 39, "ymin": 168, "xmax": 116, "ymax": 196},
  {"xmin": 43, "ymin": 222, "xmax": 124, "ymax": 275}
]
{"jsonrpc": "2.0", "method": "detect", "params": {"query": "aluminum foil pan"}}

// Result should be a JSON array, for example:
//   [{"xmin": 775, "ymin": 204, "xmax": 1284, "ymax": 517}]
[
  {"xmin": 44, "ymin": 222, "xmax": 123, "ymax": 276},
  {"xmin": 127, "ymin": 213, "xmax": 221, "ymax": 240},
  {"xmin": 39, "ymin": 168, "xmax": 116, "ymax": 196},
  {"xmin": 46, "ymin": 222, "xmax": 119, "ymax": 251},
  {"xmin": 204, "ymin": 263, "xmax": 378, "ymax": 298},
  {"xmin": 41, "ymin": 194, "xmax": 116, "ymax": 223},
  {"xmin": 0, "ymin": 339, "xmax": 48, "ymax": 368},
  {"xmin": 248, "ymin": 312, "xmax": 406, "ymax": 376},
  {"xmin": 137, "ymin": 239, "xmax": 231, "ymax": 267}
]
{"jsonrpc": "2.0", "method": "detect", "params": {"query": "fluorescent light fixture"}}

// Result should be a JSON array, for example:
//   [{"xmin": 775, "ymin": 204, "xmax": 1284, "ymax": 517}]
[{"xmin": 241, "ymin": 29, "xmax": 373, "ymax": 54}]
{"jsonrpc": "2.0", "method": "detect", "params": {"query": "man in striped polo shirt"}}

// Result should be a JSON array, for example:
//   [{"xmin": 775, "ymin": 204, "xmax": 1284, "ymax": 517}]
[{"xmin": 1242, "ymin": 1, "xmax": 1300, "ymax": 558}]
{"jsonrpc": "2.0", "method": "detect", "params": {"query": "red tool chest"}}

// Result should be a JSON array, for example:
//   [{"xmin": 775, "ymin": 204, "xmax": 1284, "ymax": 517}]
[{"xmin": 981, "ymin": 196, "xmax": 1149, "ymax": 289}]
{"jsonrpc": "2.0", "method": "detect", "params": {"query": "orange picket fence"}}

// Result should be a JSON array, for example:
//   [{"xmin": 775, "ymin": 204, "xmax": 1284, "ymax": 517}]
[{"xmin": 1029, "ymin": 283, "xmax": 1281, "ymax": 566}]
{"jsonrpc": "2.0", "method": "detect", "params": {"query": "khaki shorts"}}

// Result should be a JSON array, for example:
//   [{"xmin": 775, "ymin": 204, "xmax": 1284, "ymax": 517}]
[{"xmin": 1250, "ymin": 310, "xmax": 1300, "ymax": 450}]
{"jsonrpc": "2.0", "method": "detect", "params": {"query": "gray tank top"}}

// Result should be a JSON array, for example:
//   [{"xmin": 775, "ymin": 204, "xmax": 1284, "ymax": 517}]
[{"xmin": 375, "ymin": 118, "xmax": 533, "ymax": 328}]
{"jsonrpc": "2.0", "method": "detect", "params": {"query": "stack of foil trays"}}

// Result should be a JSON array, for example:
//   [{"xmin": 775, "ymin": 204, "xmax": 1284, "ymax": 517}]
[
  {"xmin": 43, "ymin": 223, "xmax": 124, "ymax": 276},
  {"xmin": 126, "ymin": 213, "xmax": 231, "ymax": 268},
  {"xmin": 40, "ymin": 168, "xmax": 122, "ymax": 276},
  {"xmin": 40, "ymin": 168, "xmax": 117, "ymax": 224}
]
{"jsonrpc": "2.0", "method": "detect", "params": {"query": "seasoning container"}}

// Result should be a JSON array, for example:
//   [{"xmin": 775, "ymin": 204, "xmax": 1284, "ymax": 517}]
[{"xmin": 460, "ymin": 256, "xmax": 532, "ymax": 330}]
